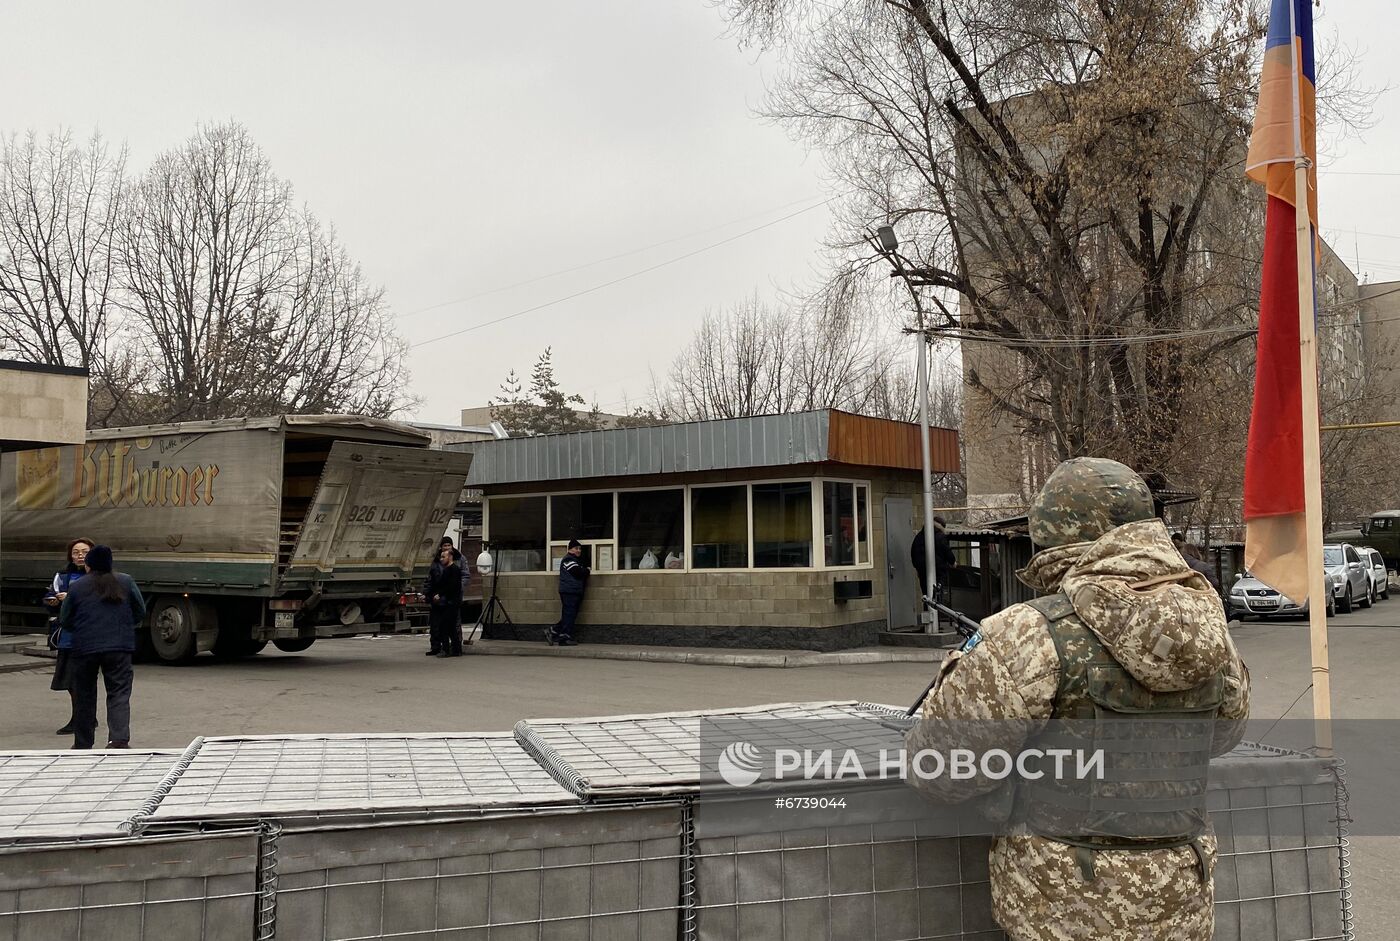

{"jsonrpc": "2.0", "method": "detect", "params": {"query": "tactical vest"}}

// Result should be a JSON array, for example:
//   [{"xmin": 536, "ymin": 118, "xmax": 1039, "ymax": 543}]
[{"xmin": 1013, "ymin": 592, "xmax": 1224, "ymax": 874}]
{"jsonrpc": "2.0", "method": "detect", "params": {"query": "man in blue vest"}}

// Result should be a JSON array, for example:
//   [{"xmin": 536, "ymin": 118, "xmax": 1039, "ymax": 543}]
[
  {"xmin": 548, "ymin": 539, "xmax": 589, "ymax": 647},
  {"xmin": 905, "ymin": 458, "xmax": 1250, "ymax": 941}
]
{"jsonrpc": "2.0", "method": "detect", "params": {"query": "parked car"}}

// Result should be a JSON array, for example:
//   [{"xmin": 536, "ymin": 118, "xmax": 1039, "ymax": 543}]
[
  {"xmin": 1324, "ymin": 543, "xmax": 1372, "ymax": 613},
  {"xmin": 1228, "ymin": 571, "xmax": 1337, "ymax": 620},
  {"xmin": 1361, "ymin": 546, "xmax": 1390, "ymax": 602}
]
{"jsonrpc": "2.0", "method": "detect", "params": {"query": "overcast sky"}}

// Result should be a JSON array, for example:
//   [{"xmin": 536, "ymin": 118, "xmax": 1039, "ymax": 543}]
[{"xmin": 2, "ymin": 1, "xmax": 1395, "ymax": 425}]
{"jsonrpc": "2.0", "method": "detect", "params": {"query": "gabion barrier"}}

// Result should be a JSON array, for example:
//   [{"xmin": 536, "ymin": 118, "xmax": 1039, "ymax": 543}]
[{"xmin": 0, "ymin": 708, "xmax": 1353, "ymax": 940}]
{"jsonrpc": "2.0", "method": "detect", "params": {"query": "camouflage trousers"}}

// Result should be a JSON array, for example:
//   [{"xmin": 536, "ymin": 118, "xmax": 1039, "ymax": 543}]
[{"xmin": 990, "ymin": 832, "xmax": 1216, "ymax": 941}]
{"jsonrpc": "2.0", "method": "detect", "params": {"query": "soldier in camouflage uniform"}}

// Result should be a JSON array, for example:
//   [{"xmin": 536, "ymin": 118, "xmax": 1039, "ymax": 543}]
[{"xmin": 905, "ymin": 458, "xmax": 1250, "ymax": 941}]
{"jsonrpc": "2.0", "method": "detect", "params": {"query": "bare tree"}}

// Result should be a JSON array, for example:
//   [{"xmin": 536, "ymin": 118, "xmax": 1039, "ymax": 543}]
[
  {"xmin": 258, "ymin": 212, "xmax": 411, "ymax": 416},
  {"xmin": 720, "ymin": 0, "xmax": 1272, "ymax": 474},
  {"xmin": 657, "ymin": 287, "xmax": 951, "ymax": 422},
  {"xmin": 716, "ymin": 0, "xmax": 1379, "ymax": 537},
  {"xmin": 0, "ymin": 130, "xmax": 126, "ymax": 418},
  {"xmin": 114, "ymin": 123, "xmax": 411, "ymax": 423}
]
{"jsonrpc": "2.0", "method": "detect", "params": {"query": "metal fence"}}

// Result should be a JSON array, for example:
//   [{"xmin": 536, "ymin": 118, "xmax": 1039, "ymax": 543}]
[{"xmin": 0, "ymin": 709, "xmax": 1355, "ymax": 941}]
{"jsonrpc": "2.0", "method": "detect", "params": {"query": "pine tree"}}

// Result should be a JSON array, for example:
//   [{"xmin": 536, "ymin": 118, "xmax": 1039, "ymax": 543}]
[{"xmin": 490, "ymin": 348, "xmax": 608, "ymax": 436}]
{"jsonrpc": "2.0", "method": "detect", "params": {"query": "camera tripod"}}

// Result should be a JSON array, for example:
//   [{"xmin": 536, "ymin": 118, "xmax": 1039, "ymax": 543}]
[{"xmin": 465, "ymin": 552, "xmax": 514, "ymax": 644}]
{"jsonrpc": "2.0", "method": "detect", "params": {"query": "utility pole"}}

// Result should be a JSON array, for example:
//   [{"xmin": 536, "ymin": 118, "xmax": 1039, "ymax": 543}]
[{"xmin": 877, "ymin": 224, "xmax": 938, "ymax": 632}]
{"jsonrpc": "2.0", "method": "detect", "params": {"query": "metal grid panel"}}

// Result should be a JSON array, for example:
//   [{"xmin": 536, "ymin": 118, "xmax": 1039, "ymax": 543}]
[
  {"xmin": 148, "ymin": 733, "xmax": 576, "ymax": 821},
  {"xmin": 515, "ymin": 701, "xmax": 908, "ymax": 798},
  {"xmin": 1208, "ymin": 747, "xmax": 1350, "ymax": 941},
  {"xmin": 0, "ymin": 750, "xmax": 180, "ymax": 842}
]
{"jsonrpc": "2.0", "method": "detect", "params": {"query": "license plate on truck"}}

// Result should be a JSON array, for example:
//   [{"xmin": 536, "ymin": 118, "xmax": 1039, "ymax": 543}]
[{"xmin": 275, "ymin": 612, "xmax": 295, "ymax": 629}]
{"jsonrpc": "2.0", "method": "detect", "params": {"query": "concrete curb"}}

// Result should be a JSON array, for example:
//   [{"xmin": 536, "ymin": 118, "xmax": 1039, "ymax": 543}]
[
  {"xmin": 464, "ymin": 641, "xmax": 942, "ymax": 669},
  {"xmin": 0, "ymin": 657, "xmax": 47, "ymax": 675}
]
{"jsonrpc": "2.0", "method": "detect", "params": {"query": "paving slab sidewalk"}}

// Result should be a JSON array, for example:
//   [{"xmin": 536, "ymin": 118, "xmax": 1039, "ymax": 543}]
[
  {"xmin": 0, "ymin": 635, "xmax": 49, "ymax": 674},
  {"xmin": 463, "ymin": 638, "xmax": 943, "ymax": 668}
]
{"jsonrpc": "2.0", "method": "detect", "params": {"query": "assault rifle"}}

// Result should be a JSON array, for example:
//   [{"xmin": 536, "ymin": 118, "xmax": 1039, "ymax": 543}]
[{"xmin": 904, "ymin": 596, "xmax": 983, "ymax": 717}]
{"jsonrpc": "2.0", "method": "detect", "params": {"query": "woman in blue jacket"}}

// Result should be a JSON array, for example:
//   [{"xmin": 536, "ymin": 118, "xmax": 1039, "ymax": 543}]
[
  {"xmin": 59, "ymin": 545, "xmax": 145, "ymax": 749},
  {"xmin": 43, "ymin": 537, "xmax": 95, "ymax": 736}
]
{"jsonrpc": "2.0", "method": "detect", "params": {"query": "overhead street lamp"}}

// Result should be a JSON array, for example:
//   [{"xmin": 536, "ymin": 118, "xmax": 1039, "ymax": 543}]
[{"xmin": 876, "ymin": 224, "xmax": 938, "ymax": 633}]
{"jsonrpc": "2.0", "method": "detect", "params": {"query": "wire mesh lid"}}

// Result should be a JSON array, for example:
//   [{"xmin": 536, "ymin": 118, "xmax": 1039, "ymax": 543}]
[
  {"xmin": 0, "ymin": 750, "xmax": 182, "ymax": 843},
  {"xmin": 1209, "ymin": 740, "xmax": 1338, "ymax": 789},
  {"xmin": 514, "ymin": 701, "xmax": 909, "ymax": 798},
  {"xmin": 146, "ymin": 733, "xmax": 579, "ymax": 822}
]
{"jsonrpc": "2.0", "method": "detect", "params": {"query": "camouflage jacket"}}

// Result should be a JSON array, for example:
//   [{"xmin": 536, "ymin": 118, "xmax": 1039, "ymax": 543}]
[{"xmin": 904, "ymin": 519, "xmax": 1250, "ymax": 941}]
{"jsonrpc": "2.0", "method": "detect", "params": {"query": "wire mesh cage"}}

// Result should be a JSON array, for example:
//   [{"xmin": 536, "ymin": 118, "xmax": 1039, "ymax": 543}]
[
  {"xmin": 0, "ymin": 718, "xmax": 1356, "ymax": 940},
  {"xmin": 1209, "ymin": 743, "xmax": 1353, "ymax": 941}
]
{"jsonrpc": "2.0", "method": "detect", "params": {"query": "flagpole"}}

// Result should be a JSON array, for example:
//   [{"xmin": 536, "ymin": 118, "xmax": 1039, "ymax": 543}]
[
  {"xmin": 1294, "ymin": 158, "xmax": 1332, "ymax": 757},
  {"xmin": 1286, "ymin": 0, "xmax": 1332, "ymax": 756}
]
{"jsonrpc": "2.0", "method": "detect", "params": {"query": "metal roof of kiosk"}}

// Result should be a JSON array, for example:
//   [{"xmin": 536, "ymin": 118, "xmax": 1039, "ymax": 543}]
[{"xmin": 455, "ymin": 409, "xmax": 960, "ymax": 487}]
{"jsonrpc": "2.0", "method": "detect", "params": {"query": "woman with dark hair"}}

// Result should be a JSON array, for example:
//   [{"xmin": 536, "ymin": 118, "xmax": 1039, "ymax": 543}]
[
  {"xmin": 43, "ymin": 538, "xmax": 96, "ymax": 736},
  {"xmin": 59, "ymin": 545, "xmax": 145, "ymax": 749}
]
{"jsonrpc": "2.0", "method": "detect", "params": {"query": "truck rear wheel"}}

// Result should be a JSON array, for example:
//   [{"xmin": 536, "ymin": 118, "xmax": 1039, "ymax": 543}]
[
  {"xmin": 149, "ymin": 597, "xmax": 199, "ymax": 663},
  {"xmin": 273, "ymin": 637, "xmax": 316, "ymax": 653}
]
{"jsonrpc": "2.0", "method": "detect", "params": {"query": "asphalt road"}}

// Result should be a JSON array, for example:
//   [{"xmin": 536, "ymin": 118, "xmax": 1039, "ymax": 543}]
[{"xmin": 3, "ymin": 603, "xmax": 1399, "ymax": 934}]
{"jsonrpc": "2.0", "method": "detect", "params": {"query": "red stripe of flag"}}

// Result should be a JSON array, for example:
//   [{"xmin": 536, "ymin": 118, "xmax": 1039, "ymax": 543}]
[{"xmin": 1244, "ymin": 198, "xmax": 1305, "ymax": 522}]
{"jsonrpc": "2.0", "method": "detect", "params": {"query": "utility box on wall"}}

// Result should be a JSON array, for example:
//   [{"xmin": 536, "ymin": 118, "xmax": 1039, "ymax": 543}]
[{"xmin": 833, "ymin": 579, "xmax": 873, "ymax": 601}]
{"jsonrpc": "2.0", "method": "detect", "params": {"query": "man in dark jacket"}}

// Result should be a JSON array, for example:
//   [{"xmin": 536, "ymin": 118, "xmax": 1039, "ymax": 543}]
[
  {"xmin": 548, "ymin": 539, "xmax": 589, "ymax": 647},
  {"xmin": 911, "ymin": 516, "xmax": 957, "ymax": 603},
  {"xmin": 424, "ymin": 537, "xmax": 470, "ymax": 655},
  {"xmin": 1173, "ymin": 532, "xmax": 1222, "ymax": 595},
  {"xmin": 58, "ymin": 545, "xmax": 145, "ymax": 750},
  {"xmin": 426, "ymin": 546, "xmax": 465, "ymax": 657}
]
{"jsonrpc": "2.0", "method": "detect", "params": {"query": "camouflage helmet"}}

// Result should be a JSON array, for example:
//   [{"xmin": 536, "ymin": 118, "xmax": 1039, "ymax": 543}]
[{"xmin": 1028, "ymin": 457, "xmax": 1155, "ymax": 548}]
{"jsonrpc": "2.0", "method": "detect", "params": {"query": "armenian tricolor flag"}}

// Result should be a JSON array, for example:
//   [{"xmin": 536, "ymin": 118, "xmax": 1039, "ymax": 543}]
[{"xmin": 1242, "ymin": 0, "xmax": 1317, "ymax": 605}]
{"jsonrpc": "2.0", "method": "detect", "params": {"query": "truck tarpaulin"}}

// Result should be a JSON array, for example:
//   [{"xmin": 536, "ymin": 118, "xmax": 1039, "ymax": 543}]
[{"xmin": 1, "ymin": 428, "xmax": 282, "ymax": 561}]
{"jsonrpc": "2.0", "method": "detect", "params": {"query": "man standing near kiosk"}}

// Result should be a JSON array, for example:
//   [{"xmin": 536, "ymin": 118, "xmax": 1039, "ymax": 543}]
[{"xmin": 548, "ymin": 539, "xmax": 589, "ymax": 647}]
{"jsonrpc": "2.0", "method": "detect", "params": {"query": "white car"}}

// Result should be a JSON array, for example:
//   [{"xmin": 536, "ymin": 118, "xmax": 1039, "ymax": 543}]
[
  {"xmin": 1324, "ymin": 543, "xmax": 1372, "ymax": 613},
  {"xmin": 1228, "ymin": 571, "xmax": 1337, "ymax": 620},
  {"xmin": 1361, "ymin": 546, "xmax": 1390, "ymax": 602}
]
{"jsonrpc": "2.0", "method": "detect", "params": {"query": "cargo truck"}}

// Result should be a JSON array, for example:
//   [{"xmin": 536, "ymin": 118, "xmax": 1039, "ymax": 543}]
[{"xmin": 0, "ymin": 415, "xmax": 472, "ymax": 662}]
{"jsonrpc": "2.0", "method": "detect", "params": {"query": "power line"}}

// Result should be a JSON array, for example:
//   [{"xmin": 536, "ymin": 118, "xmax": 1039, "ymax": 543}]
[
  {"xmin": 939, "ymin": 294, "xmax": 1400, "ymax": 349},
  {"xmin": 1323, "ymin": 228, "xmax": 1400, "ymax": 242},
  {"xmin": 396, "ymin": 194, "xmax": 828, "ymax": 321},
  {"xmin": 407, "ymin": 198, "xmax": 836, "ymax": 349},
  {"xmin": 580, "ymin": 289, "xmax": 1400, "ymax": 408}
]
